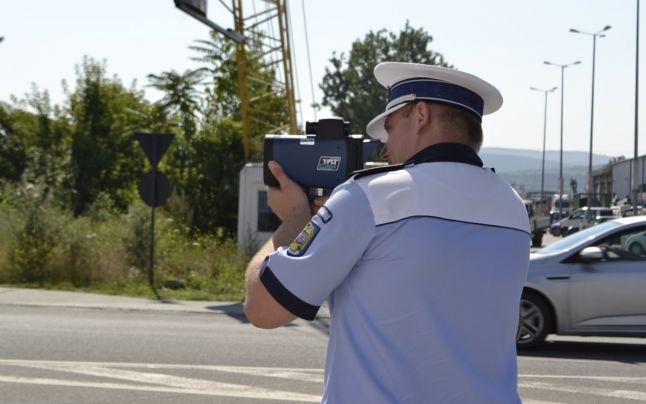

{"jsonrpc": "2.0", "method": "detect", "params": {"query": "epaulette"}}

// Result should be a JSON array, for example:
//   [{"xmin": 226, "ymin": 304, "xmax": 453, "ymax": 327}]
[{"xmin": 352, "ymin": 163, "xmax": 406, "ymax": 180}]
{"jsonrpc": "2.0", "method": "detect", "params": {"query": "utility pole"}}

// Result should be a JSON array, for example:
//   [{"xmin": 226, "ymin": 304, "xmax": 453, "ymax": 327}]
[
  {"xmin": 570, "ymin": 25, "xmax": 611, "ymax": 207},
  {"xmin": 635, "ymin": 0, "xmax": 641, "ymax": 213},
  {"xmin": 544, "ymin": 60, "xmax": 581, "ymax": 217},
  {"xmin": 530, "ymin": 86, "xmax": 558, "ymax": 214}
]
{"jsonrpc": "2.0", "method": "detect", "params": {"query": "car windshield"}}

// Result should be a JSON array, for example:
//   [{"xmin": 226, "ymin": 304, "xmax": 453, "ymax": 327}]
[{"xmin": 536, "ymin": 220, "xmax": 623, "ymax": 254}]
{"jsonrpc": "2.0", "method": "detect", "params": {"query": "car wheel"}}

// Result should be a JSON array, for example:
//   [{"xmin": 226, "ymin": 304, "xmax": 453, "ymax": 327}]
[
  {"xmin": 628, "ymin": 242, "xmax": 645, "ymax": 256},
  {"xmin": 517, "ymin": 290, "xmax": 554, "ymax": 350}
]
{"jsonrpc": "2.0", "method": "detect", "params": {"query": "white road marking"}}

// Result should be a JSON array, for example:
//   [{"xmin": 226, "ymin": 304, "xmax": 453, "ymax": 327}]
[
  {"xmin": 0, "ymin": 359, "xmax": 321, "ymax": 402},
  {"xmin": 3, "ymin": 360, "xmax": 646, "ymax": 402},
  {"xmin": 0, "ymin": 360, "xmax": 323, "ymax": 382},
  {"xmin": 520, "ymin": 374, "xmax": 646, "ymax": 383},
  {"xmin": 519, "ymin": 381, "xmax": 646, "ymax": 402},
  {"xmin": 0, "ymin": 375, "xmax": 320, "ymax": 401},
  {"xmin": 520, "ymin": 374, "xmax": 646, "ymax": 401}
]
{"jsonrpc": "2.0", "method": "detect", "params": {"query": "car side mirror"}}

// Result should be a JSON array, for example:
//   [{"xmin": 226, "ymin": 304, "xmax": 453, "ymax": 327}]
[{"xmin": 579, "ymin": 246, "xmax": 604, "ymax": 262}]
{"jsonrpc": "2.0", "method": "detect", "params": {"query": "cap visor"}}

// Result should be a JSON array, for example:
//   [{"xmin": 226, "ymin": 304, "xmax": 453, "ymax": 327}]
[{"xmin": 365, "ymin": 102, "xmax": 409, "ymax": 142}]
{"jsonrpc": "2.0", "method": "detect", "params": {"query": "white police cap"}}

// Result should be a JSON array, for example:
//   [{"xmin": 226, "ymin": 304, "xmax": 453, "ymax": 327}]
[{"xmin": 365, "ymin": 62, "xmax": 503, "ymax": 142}]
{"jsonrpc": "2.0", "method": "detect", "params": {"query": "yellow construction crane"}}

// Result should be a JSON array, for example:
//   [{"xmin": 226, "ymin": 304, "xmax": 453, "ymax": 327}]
[{"xmin": 175, "ymin": 0, "xmax": 298, "ymax": 161}]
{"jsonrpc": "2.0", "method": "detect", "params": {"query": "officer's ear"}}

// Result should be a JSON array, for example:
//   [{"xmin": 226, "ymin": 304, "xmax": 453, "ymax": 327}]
[{"xmin": 414, "ymin": 101, "xmax": 432, "ymax": 132}]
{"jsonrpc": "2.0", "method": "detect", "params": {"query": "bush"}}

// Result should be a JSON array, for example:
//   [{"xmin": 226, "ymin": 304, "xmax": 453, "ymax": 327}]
[
  {"xmin": 156, "ymin": 229, "xmax": 247, "ymax": 300},
  {"xmin": 1, "ymin": 183, "xmax": 63, "ymax": 285},
  {"xmin": 0, "ymin": 192, "xmax": 248, "ymax": 301}
]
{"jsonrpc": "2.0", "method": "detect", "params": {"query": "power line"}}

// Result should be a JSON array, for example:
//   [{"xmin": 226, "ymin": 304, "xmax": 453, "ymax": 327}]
[
  {"xmin": 301, "ymin": 0, "xmax": 317, "ymax": 121},
  {"xmin": 286, "ymin": 0, "xmax": 304, "ymax": 128}
]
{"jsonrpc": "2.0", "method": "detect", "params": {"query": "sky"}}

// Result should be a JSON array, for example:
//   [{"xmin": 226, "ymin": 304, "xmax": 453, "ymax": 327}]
[{"xmin": 0, "ymin": 0, "xmax": 644, "ymax": 160}]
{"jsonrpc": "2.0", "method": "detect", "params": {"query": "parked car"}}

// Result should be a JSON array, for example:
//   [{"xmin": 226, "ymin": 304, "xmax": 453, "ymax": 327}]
[
  {"xmin": 549, "ymin": 206, "xmax": 616, "ymax": 237},
  {"xmin": 579, "ymin": 213, "xmax": 619, "ymax": 230},
  {"xmin": 622, "ymin": 206, "xmax": 644, "ymax": 217},
  {"xmin": 517, "ymin": 216, "xmax": 646, "ymax": 349},
  {"xmin": 624, "ymin": 230, "xmax": 646, "ymax": 255}
]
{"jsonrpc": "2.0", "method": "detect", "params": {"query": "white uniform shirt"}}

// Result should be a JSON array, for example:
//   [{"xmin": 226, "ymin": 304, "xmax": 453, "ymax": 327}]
[{"xmin": 260, "ymin": 143, "xmax": 531, "ymax": 403}]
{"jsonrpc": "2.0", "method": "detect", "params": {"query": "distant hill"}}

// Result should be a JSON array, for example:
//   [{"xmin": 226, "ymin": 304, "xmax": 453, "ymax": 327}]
[{"xmin": 478, "ymin": 147, "xmax": 615, "ymax": 194}]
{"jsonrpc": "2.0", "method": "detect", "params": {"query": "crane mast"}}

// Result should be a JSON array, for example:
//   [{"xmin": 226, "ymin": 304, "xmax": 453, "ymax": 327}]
[
  {"xmin": 232, "ymin": 0, "xmax": 298, "ymax": 160},
  {"xmin": 175, "ymin": 0, "xmax": 299, "ymax": 160}
]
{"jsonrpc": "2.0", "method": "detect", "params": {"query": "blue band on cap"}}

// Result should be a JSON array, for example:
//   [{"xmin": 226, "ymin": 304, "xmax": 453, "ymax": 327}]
[{"xmin": 387, "ymin": 78, "xmax": 484, "ymax": 117}]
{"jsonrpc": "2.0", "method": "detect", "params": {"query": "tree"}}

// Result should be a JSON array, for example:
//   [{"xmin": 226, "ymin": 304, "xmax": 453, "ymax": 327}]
[
  {"xmin": 190, "ymin": 31, "xmax": 290, "ymax": 161},
  {"xmin": 22, "ymin": 87, "xmax": 72, "ymax": 204},
  {"xmin": 0, "ymin": 102, "xmax": 29, "ymax": 183},
  {"xmin": 67, "ymin": 57, "xmax": 148, "ymax": 215},
  {"xmin": 186, "ymin": 117, "xmax": 245, "ymax": 233},
  {"xmin": 0, "ymin": 88, "xmax": 72, "ymax": 204},
  {"xmin": 320, "ymin": 21, "xmax": 452, "ymax": 134},
  {"xmin": 147, "ymin": 68, "xmax": 205, "ymax": 183},
  {"xmin": 189, "ymin": 34, "xmax": 239, "ymax": 119},
  {"xmin": 153, "ymin": 32, "xmax": 290, "ymax": 235},
  {"xmin": 147, "ymin": 69, "xmax": 204, "ymax": 142}
]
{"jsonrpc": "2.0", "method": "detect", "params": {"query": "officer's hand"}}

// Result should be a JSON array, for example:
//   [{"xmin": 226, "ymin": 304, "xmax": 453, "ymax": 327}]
[{"xmin": 267, "ymin": 160, "xmax": 311, "ymax": 222}]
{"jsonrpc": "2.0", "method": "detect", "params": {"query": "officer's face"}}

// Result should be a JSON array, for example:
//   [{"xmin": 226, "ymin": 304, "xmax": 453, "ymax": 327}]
[{"xmin": 383, "ymin": 102, "xmax": 416, "ymax": 164}]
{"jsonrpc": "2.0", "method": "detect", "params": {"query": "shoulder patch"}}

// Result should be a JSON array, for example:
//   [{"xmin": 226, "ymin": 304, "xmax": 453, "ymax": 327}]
[
  {"xmin": 352, "ymin": 163, "xmax": 405, "ymax": 180},
  {"xmin": 316, "ymin": 206, "xmax": 333, "ymax": 223},
  {"xmin": 287, "ymin": 221, "xmax": 320, "ymax": 257}
]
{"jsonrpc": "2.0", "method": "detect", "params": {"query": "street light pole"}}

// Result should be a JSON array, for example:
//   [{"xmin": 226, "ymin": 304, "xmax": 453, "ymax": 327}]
[
  {"xmin": 570, "ymin": 25, "xmax": 611, "ymax": 207},
  {"xmin": 544, "ymin": 60, "xmax": 581, "ymax": 218},
  {"xmin": 530, "ymin": 86, "xmax": 558, "ymax": 214},
  {"xmin": 635, "ymin": 0, "xmax": 640, "ymax": 213}
]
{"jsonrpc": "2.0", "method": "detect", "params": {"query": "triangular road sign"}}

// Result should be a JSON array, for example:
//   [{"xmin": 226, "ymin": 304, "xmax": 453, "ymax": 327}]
[{"xmin": 134, "ymin": 132, "xmax": 175, "ymax": 167}]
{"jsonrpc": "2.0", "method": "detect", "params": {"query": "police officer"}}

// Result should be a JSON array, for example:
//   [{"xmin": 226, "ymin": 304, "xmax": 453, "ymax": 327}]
[{"xmin": 245, "ymin": 62, "xmax": 530, "ymax": 403}]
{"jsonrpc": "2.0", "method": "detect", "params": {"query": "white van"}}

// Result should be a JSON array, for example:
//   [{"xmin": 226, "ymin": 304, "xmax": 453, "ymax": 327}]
[{"xmin": 237, "ymin": 163, "xmax": 279, "ymax": 252}]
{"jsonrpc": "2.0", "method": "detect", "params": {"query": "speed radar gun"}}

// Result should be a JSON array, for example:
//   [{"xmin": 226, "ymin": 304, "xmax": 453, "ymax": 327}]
[{"xmin": 263, "ymin": 118, "xmax": 382, "ymax": 198}]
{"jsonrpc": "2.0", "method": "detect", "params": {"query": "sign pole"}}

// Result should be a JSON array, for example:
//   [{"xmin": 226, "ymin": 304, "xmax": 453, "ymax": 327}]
[
  {"xmin": 148, "ymin": 135, "xmax": 159, "ymax": 299},
  {"xmin": 134, "ymin": 132, "xmax": 175, "ymax": 300}
]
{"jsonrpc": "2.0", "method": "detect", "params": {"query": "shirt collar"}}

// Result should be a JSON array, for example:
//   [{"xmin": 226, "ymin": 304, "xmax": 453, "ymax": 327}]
[{"xmin": 404, "ymin": 143, "xmax": 483, "ymax": 167}]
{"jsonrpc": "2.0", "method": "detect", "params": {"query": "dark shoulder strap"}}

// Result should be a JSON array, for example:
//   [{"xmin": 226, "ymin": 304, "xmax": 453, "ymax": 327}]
[{"xmin": 352, "ymin": 163, "xmax": 406, "ymax": 180}]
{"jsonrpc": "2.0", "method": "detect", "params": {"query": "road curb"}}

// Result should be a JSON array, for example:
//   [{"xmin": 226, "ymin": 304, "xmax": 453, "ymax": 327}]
[{"xmin": 0, "ymin": 287, "xmax": 330, "ymax": 320}]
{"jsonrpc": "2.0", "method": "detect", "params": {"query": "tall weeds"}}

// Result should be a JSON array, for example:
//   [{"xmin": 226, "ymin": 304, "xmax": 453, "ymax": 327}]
[{"xmin": 0, "ymin": 185, "xmax": 248, "ymax": 301}]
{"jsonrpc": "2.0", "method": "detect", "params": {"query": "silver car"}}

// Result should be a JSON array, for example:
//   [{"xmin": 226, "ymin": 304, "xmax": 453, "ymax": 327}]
[
  {"xmin": 624, "ymin": 230, "xmax": 646, "ymax": 255},
  {"xmin": 517, "ymin": 216, "xmax": 646, "ymax": 349}
]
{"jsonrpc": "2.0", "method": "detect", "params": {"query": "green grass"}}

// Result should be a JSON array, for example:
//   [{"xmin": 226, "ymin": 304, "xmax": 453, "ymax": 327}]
[{"xmin": 0, "ymin": 197, "xmax": 249, "ymax": 302}]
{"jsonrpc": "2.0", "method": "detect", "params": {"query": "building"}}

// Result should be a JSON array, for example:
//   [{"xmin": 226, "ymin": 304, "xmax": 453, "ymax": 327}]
[{"xmin": 610, "ymin": 156, "xmax": 646, "ymax": 206}]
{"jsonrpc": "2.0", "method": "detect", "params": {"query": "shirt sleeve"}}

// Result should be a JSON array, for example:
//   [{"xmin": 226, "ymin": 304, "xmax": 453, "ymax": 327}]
[{"xmin": 259, "ymin": 180, "xmax": 375, "ymax": 320}]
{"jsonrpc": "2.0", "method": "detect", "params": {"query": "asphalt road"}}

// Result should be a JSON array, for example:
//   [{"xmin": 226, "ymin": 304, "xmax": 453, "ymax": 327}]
[
  {"xmin": 0, "ymin": 304, "xmax": 328, "ymax": 403},
  {"xmin": 1, "ymin": 298, "xmax": 646, "ymax": 404},
  {"xmin": 519, "ymin": 336, "xmax": 646, "ymax": 403},
  {"xmin": 0, "ymin": 231, "xmax": 643, "ymax": 404}
]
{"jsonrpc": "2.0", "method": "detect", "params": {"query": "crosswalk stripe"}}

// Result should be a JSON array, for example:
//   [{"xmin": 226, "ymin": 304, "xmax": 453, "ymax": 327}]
[{"xmin": 0, "ymin": 360, "xmax": 322, "ymax": 402}]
